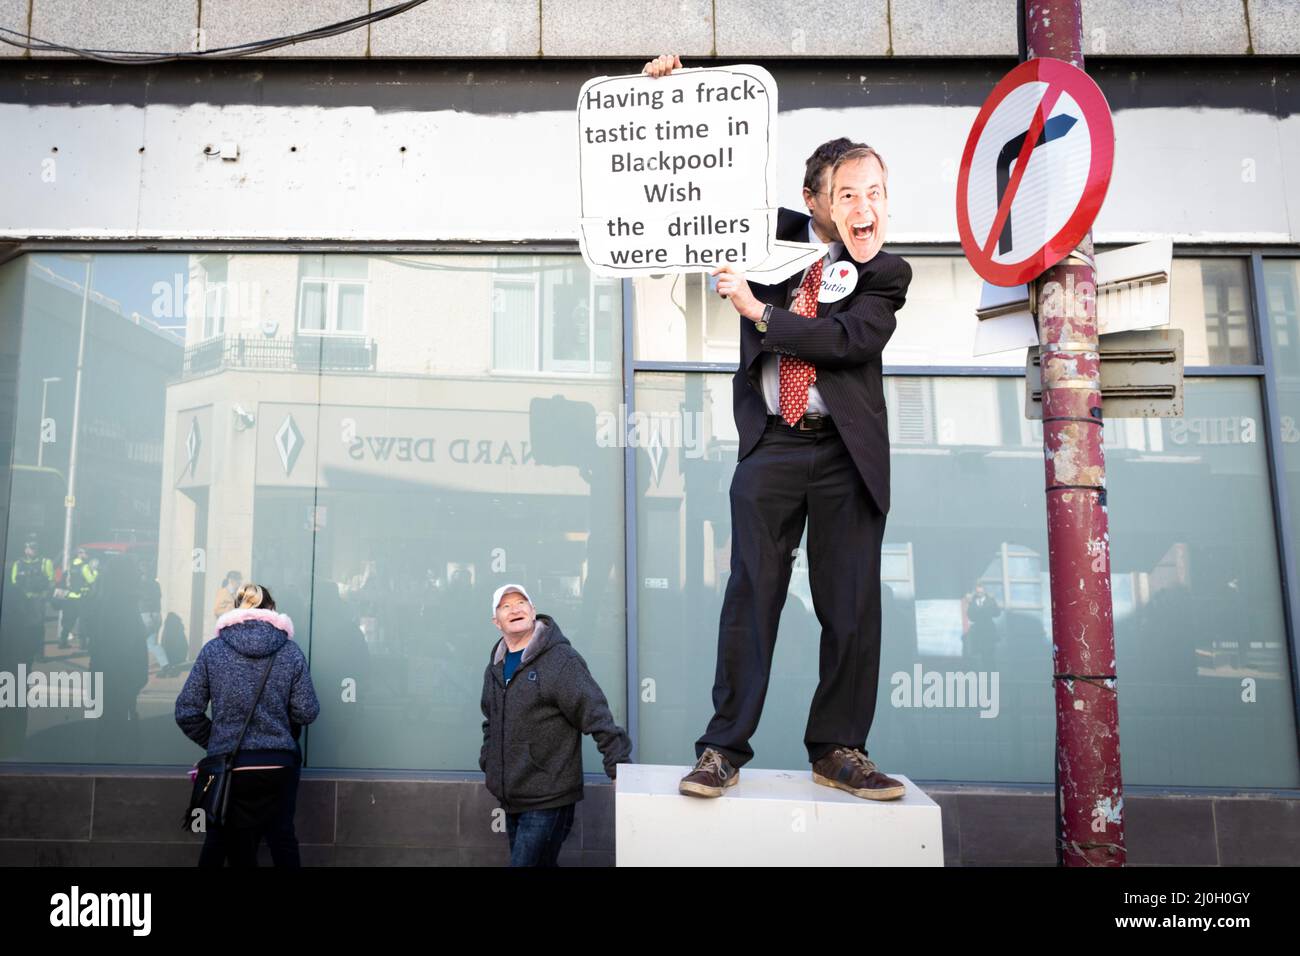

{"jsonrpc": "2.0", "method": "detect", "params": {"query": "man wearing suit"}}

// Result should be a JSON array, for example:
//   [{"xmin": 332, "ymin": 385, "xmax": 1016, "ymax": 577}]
[
  {"xmin": 677, "ymin": 141, "xmax": 912, "ymax": 801},
  {"xmin": 645, "ymin": 60, "xmax": 910, "ymax": 807}
]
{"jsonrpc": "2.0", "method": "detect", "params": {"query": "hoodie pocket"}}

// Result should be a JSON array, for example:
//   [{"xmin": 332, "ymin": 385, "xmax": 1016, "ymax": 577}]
[
  {"xmin": 504, "ymin": 743, "xmax": 544, "ymax": 799},
  {"xmin": 505, "ymin": 742, "xmax": 571, "ymax": 804},
  {"xmin": 524, "ymin": 743, "xmax": 548, "ymax": 774},
  {"xmin": 484, "ymin": 741, "xmax": 502, "ymax": 798}
]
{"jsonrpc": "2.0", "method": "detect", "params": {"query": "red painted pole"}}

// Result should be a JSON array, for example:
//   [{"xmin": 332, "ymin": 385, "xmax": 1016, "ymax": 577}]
[{"xmin": 1023, "ymin": 0, "xmax": 1126, "ymax": 866}]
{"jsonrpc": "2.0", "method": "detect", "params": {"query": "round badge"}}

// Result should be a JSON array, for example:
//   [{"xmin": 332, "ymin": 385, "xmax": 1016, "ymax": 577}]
[{"xmin": 818, "ymin": 260, "xmax": 857, "ymax": 303}]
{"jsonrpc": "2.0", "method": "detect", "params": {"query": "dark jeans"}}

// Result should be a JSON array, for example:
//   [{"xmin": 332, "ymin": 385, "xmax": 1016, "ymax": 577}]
[
  {"xmin": 198, "ymin": 766, "xmax": 301, "ymax": 867},
  {"xmin": 697, "ymin": 418, "xmax": 887, "ymax": 768},
  {"xmin": 506, "ymin": 803, "xmax": 576, "ymax": 867}
]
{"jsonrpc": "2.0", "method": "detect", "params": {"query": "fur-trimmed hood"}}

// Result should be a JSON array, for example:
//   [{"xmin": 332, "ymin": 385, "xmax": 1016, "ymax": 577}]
[{"xmin": 213, "ymin": 606, "xmax": 295, "ymax": 658}]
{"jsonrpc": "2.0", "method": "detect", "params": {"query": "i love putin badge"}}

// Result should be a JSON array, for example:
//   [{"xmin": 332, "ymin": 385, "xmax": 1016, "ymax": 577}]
[{"xmin": 818, "ymin": 260, "xmax": 857, "ymax": 303}]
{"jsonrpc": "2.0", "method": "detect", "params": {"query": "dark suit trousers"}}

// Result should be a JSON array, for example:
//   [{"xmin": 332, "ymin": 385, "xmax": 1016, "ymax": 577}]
[{"xmin": 696, "ymin": 418, "xmax": 886, "ymax": 768}]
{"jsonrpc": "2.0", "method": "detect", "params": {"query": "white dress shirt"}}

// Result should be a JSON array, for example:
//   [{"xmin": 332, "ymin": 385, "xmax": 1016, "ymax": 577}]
[{"xmin": 760, "ymin": 221, "xmax": 842, "ymax": 416}]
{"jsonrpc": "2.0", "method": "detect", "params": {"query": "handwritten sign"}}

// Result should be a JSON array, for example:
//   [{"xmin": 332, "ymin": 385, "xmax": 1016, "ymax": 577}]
[{"xmin": 577, "ymin": 65, "xmax": 822, "ymax": 282}]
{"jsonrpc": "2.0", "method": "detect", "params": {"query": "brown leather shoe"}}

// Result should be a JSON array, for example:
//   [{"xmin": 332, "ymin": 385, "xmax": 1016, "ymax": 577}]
[
  {"xmin": 679, "ymin": 747, "xmax": 739, "ymax": 798},
  {"xmin": 812, "ymin": 747, "xmax": 905, "ymax": 800}
]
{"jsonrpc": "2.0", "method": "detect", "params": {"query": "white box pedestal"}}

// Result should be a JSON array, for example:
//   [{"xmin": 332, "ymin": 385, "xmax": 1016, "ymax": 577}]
[{"xmin": 616, "ymin": 764, "xmax": 943, "ymax": 866}]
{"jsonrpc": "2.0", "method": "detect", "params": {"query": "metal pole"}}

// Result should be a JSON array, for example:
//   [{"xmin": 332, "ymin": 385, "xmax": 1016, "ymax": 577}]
[
  {"xmin": 621, "ymin": 276, "xmax": 640, "ymax": 763},
  {"xmin": 60, "ymin": 258, "xmax": 93, "ymax": 580},
  {"xmin": 1023, "ymin": 0, "xmax": 1125, "ymax": 866}
]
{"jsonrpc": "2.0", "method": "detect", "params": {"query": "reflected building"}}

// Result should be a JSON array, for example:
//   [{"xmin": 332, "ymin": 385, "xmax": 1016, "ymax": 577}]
[
  {"xmin": 631, "ymin": 256, "xmax": 1297, "ymax": 785},
  {"xmin": 155, "ymin": 253, "xmax": 626, "ymax": 769}
]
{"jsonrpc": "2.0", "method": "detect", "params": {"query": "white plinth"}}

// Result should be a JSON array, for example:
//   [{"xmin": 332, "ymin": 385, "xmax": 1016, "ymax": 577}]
[{"xmin": 616, "ymin": 764, "xmax": 943, "ymax": 866}]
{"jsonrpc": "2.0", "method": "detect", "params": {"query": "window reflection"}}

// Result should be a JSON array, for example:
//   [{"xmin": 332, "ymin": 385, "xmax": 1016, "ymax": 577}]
[
  {"xmin": 0, "ymin": 253, "xmax": 625, "ymax": 772},
  {"xmin": 493, "ymin": 257, "xmax": 618, "ymax": 375},
  {"xmin": 635, "ymin": 371, "xmax": 1298, "ymax": 787},
  {"xmin": 632, "ymin": 254, "xmax": 1004, "ymax": 366},
  {"xmin": 1170, "ymin": 258, "xmax": 1255, "ymax": 365},
  {"xmin": 886, "ymin": 256, "xmax": 998, "ymax": 367},
  {"xmin": 297, "ymin": 255, "xmax": 368, "ymax": 335},
  {"xmin": 3, "ymin": 248, "xmax": 1296, "ymax": 788},
  {"xmin": 631, "ymin": 255, "xmax": 1260, "ymax": 369}
]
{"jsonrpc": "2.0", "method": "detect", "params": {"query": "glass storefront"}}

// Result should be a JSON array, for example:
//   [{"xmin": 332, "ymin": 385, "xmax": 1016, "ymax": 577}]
[
  {"xmin": 0, "ymin": 248, "xmax": 1296, "ymax": 788},
  {"xmin": 634, "ymin": 372, "xmax": 1297, "ymax": 786},
  {"xmin": 1264, "ymin": 257, "xmax": 1300, "ymax": 561},
  {"xmin": 0, "ymin": 252, "xmax": 625, "ymax": 771}
]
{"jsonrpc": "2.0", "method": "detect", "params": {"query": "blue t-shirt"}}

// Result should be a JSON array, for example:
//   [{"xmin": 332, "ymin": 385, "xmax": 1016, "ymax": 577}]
[{"xmin": 503, "ymin": 648, "xmax": 525, "ymax": 684}]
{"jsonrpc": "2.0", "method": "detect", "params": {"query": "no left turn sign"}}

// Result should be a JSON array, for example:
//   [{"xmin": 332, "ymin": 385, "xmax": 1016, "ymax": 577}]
[{"xmin": 956, "ymin": 57, "xmax": 1114, "ymax": 287}]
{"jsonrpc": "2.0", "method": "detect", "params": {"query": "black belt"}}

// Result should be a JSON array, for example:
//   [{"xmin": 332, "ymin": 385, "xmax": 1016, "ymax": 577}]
[{"xmin": 768, "ymin": 413, "xmax": 834, "ymax": 432}]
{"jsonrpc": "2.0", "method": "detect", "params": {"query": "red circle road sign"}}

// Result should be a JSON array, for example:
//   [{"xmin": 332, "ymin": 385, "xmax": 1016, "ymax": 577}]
[{"xmin": 956, "ymin": 57, "xmax": 1114, "ymax": 287}]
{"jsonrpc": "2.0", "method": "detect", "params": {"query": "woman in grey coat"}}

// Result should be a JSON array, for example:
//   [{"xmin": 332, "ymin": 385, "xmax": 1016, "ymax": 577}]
[{"xmin": 175, "ymin": 583, "xmax": 320, "ymax": 867}]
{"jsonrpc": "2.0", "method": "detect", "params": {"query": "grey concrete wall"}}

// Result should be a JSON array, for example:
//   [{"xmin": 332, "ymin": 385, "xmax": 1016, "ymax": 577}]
[
  {"xmin": 0, "ymin": 1, "xmax": 1293, "ymax": 59},
  {"xmin": 2, "ymin": 769, "xmax": 1298, "ymax": 865},
  {"xmin": 0, "ymin": 0, "xmax": 29, "ymax": 57}
]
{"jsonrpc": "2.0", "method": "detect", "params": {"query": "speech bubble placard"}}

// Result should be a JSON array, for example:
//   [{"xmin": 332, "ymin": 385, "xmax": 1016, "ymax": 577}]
[{"xmin": 577, "ymin": 65, "xmax": 822, "ymax": 282}]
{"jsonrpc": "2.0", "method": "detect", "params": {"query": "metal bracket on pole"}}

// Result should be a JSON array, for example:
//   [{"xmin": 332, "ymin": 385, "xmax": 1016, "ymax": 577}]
[
  {"xmin": 1026, "ymin": 328, "xmax": 1185, "ymax": 419},
  {"xmin": 1041, "ymin": 341, "xmax": 1098, "ymax": 354},
  {"xmin": 1042, "ymin": 378, "xmax": 1102, "ymax": 391},
  {"xmin": 1043, "ymin": 415, "xmax": 1104, "ymax": 426}
]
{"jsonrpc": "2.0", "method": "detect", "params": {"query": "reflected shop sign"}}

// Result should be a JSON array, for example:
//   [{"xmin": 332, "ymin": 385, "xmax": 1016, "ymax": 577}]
[
  {"xmin": 254, "ymin": 402, "xmax": 590, "ymax": 495},
  {"xmin": 175, "ymin": 405, "xmax": 213, "ymax": 489},
  {"xmin": 1169, "ymin": 416, "xmax": 1259, "ymax": 446}
]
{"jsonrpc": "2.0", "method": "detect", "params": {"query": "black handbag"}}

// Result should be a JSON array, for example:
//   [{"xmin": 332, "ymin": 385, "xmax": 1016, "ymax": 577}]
[{"xmin": 182, "ymin": 651, "xmax": 278, "ymax": 832}]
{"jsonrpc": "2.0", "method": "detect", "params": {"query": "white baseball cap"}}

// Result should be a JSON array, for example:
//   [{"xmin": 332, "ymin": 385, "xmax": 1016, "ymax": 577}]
[{"xmin": 492, "ymin": 583, "xmax": 532, "ymax": 615}]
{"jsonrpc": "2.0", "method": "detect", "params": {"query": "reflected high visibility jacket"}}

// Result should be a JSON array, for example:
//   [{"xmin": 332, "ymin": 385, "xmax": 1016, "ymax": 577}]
[
  {"xmin": 64, "ymin": 558, "xmax": 97, "ymax": 598},
  {"xmin": 10, "ymin": 556, "xmax": 54, "ymax": 598}
]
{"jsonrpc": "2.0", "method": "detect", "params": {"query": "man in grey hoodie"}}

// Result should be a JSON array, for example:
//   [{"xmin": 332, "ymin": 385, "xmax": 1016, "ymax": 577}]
[{"xmin": 479, "ymin": 583, "xmax": 631, "ymax": 866}]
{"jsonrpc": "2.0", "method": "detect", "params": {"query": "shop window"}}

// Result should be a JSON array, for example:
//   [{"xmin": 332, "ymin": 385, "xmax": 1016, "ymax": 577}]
[
  {"xmin": 633, "ymin": 254, "xmax": 1261, "ymax": 369},
  {"xmin": 0, "ymin": 251, "xmax": 625, "ymax": 775},
  {"xmin": 888, "ymin": 378, "xmax": 936, "ymax": 443},
  {"xmin": 1171, "ymin": 258, "xmax": 1255, "ymax": 365},
  {"xmin": 297, "ymin": 255, "xmax": 368, "ymax": 335},
  {"xmin": 633, "ymin": 370, "xmax": 1299, "ymax": 787},
  {"xmin": 198, "ymin": 255, "xmax": 228, "ymax": 341},
  {"xmin": 491, "ymin": 257, "xmax": 618, "ymax": 375}
]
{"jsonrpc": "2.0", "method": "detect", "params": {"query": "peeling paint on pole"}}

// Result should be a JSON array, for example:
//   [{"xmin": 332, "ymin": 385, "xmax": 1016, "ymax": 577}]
[{"xmin": 1025, "ymin": 0, "xmax": 1126, "ymax": 867}]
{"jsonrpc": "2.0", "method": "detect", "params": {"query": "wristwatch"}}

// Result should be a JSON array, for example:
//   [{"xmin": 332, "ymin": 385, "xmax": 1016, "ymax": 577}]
[{"xmin": 755, "ymin": 303, "xmax": 773, "ymax": 333}]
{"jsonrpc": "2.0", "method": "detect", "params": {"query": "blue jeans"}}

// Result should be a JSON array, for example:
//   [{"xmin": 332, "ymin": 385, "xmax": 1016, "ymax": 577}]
[{"xmin": 506, "ymin": 803, "xmax": 576, "ymax": 867}]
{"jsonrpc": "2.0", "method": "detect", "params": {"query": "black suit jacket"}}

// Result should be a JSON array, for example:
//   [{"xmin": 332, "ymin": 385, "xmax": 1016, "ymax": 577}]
[{"xmin": 735, "ymin": 207, "xmax": 912, "ymax": 515}]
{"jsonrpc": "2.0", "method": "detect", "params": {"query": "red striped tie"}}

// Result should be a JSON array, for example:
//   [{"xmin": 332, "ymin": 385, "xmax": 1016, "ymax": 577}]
[{"xmin": 778, "ymin": 258, "xmax": 823, "ymax": 425}]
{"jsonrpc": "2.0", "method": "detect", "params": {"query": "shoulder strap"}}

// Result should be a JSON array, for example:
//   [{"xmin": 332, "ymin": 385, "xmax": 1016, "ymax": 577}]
[{"xmin": 229, "ymin": 649, "xmax": 279, "ymax": 760}]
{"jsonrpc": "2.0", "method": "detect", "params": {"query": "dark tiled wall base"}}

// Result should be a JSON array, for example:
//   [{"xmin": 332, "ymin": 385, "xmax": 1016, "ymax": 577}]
[
  {"xmin": 0, "ymin": 772, "xmax": 1294, "ymax": 867},
  {"xmin": 929, "ymin": 789, "xmax": 1300, "ymax": 866},
  {"xmin": 0, "ymin": 772, "xmax": 616, "ymax": 867}
]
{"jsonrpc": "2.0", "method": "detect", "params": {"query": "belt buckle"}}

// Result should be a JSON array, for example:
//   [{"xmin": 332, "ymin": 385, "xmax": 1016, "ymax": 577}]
[{"xmin": 799, "ymin": 414, "xmax": 823, "ymax": 431}]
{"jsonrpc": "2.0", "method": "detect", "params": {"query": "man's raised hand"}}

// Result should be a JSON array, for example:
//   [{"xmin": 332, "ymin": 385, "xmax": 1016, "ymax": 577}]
[
  {"xmin": 642, "ymin": 54, "xmax": 682, "ymax": 78},
  {"xmin": 712, "ymin": 266, "xmax": 764, "ymax": 322}
]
